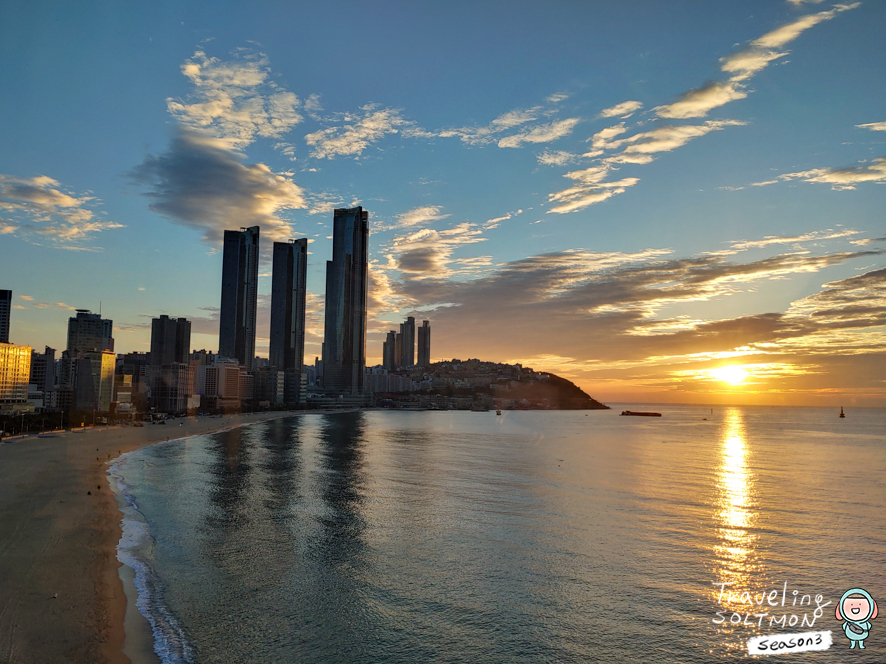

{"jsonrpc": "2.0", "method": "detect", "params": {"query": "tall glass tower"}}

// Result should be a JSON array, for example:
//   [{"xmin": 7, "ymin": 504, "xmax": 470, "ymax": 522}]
[
  {"xmin": 322, "ymin": 207, "xmax": 368, "ymax": 395},
  {"xmin": 218, "ymin": 226, "xmax": 259, "ymax": 368},
  {"xmin": 269, "ymin": 239, "xmax": 308, "ymax": 372}
]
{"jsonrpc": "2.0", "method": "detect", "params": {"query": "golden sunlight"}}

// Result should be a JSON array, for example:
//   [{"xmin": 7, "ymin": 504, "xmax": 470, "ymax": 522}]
[{"xmin": 710, "ymin": 365, "xmax": 748, "ymax": 385}]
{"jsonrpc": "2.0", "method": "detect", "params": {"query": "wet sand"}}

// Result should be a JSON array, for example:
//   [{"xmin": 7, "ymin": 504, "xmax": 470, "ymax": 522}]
[{"xmin": 0, "ymin": 411, "xmax": 300, "ymax": 664}]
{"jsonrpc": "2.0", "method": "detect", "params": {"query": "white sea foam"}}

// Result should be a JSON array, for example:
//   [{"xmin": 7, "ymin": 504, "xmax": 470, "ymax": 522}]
[{"xmin": 109, "ymin": 455, "xmax": 195, "ymax": 664}]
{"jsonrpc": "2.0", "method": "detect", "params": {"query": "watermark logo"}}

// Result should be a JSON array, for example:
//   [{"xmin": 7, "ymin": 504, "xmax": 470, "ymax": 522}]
[{"xmin": 835, "ymin": 587, "xmax": 878, "ymax": 650}]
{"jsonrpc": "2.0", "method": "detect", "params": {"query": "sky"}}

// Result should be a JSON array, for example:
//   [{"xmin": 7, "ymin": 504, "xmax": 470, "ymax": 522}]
[{"xmin": 1, "ymin": 1, "xmax": 884, "ymax": 406}]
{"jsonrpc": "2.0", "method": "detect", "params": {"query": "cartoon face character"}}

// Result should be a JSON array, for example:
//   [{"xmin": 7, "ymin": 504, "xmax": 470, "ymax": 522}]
[
  {"xmin": 843, "ymin": 596, "xmax": 871, "ymax": 621},
  {"xmin": 836, "ymin": 588, "xmax": 878, "ymax": 649}
]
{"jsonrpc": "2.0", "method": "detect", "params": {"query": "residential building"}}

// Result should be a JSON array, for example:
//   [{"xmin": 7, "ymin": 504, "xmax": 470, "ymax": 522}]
[
  {"xmin": 382, "ymin": 330, "xmax": 396, "ymax": 370},
  {"xmin": 29, "ymin": 346, "xmax": 56, "ymax": 393},
  {"xmin": 401, "ymin": 316, "xmax": 415, "ymax": 367},
  {"xmin": 0, "ymin": 342, "xmax": 31, "ymax": 412},
  {"xmin": 0, "ymin": 290, "xmax": 10, "ymax": 344},
  {"xmin": 417, "ymin": 320, "xmax": 431, "ymax": 367},
  {"xmin": 151, "ymin": 363, "xmax": 194, "ymax": 414},
  {"xmin": 150, "ymin": 315, "xmax": 191, "ymax": 365},
  {"xmin": 269, "ymin": 239, "xmax": 308, "ymax": 374},
  {"xmin": 322, "ymin": 207, "xmax": 369, "ymax": 396},
  {"xmin": 218, "ymin": 226, "xmax": 259, "ymax": 368},
  {"xmin": 67, "ymin": 309, "xmax": 114, "ymax": 354}
]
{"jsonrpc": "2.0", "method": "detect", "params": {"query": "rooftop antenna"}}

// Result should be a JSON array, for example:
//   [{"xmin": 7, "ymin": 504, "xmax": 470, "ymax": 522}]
[{"xmin": 99, "ymin": 301, "xmax": 102, "ymax": 316}]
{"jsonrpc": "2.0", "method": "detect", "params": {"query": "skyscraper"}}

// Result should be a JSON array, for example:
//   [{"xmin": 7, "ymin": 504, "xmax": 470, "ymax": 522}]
[
  {"xmin": 218, "ymin": 226, "xmax": 259, "ymax": 367},
  {"xmin": 0, "ymin": 290, "xmax": 11, "ymax": 344},
  {"xmin": 269, "ymin": 239, "xmax": 308, "ymax": 372},
  {"xmin": 322, "ymin": 206, "xmax": 369, "ymax": 395},
  {"xmin": 150, "ymin": 315, "xmax": 191, "ymax": 365},
  {"xmin": 67, "ymin": 310, "xmax": 114, "ymax": 354},
  {"xmin": 402, "ymin": 316, "xmax": 415, "ymax": 367},
  {"xmin": 382, "ymin": 330, "xmax": 396, "ymax": 370},
  {"xmin": 417, "ymin": 320, "xmax": 431, "ymax": 367}
]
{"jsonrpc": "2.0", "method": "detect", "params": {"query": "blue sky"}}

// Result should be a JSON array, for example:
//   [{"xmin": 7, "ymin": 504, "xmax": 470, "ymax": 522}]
[{"xmin": 1, "ymin": 1, "xmax": 884, "ymax": 405}]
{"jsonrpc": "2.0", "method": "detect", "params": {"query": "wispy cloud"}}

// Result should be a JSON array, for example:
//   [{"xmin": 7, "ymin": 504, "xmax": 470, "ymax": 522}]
[
  {"xmin": 654, "ymin": 3, "xmax": 859, "ymax": 118},
  {"xmin": 536, "ymin": 150, "xmax": 580, "ymax": 166},
  {"xmin": 598, "ymin": 100, "xmax": 643, "ymax": 119},
  {"xmin": 483, "ymin": 209, "xmax": 522, "ymax": 230},
  {"xmin": 0, "ymin": 174, "xmax": 123, "ymax": 248},
  {"xmin": 497, "ymin": 118, "xmax": 581, "ymax": 148},
  {"xmin": 305, "ymin": 105, "xmax": 419, "ymax": 159},
  {"xmin": 167, "ymin": 49, "xmax": 302, "ymax": 151},
  {"xmin": 857, "ymin": 121, "xmax": 886, "ymax": 132},
  {"xmin": 755, "ymin": 156, "xmax": 886, "ymax": 190}
]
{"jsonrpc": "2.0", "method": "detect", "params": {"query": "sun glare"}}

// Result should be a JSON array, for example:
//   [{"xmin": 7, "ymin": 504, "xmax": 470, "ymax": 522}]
[{"xmin": 711, "ymin": 366, "xmax": 748, "ymax": 385}]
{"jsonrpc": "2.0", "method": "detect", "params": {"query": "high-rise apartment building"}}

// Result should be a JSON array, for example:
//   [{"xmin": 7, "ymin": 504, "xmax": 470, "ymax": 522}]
[
  {"xmin": 382, "ymin": 330, "xmax": 396, "ymax": 370},
  {"xmin": 322, "ymin": 207, "xmax": 369, "ymax": 395},
  {"xmin": 417, "ymin": 320, "xmax": 431, "ymax": 367},
  {"xmin": 0, "ymin": 342, "xmax": 31, "ymax": 412},
  {"xmin": 150, "ymin": 315, "xmax": 191, "ymax": 365},
  {"xmin": 0, "ymin": 290, "xmax": 11, "ymax": 344},
  {"xmin": 66, "ymin": 309, "xmax": 114, "ymax": 354},
  {"xmin": 401, "ymin": 316, "xmax": 415, "ymax": 367},
  {"xmin": 29, "ymin": 346, "xmax": 56, "ymax": 392},
  {"xmin": 269, "ymin": 239, "xmax": 308, "ymax": 372},
  {"xmin": 219, "ymin": 226, "xmax": 259, "ymax": 367}
]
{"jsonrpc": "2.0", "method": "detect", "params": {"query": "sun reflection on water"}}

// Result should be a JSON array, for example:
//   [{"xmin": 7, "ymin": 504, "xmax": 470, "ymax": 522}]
[{"xmin": 713, "ymin": 408, "xmax": 762, "ymax": 598}]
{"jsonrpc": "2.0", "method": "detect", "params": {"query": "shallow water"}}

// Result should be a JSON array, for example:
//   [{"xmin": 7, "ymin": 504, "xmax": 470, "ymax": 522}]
[{"xmin": 110, "ymin": 406, "xmax": 886, "ymax": 662}]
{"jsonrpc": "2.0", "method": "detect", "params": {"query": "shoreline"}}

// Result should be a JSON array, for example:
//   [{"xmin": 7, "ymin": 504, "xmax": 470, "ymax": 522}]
[{"xmin": 0, "ymin": 410, "xmax": 303, "ymax": 664}]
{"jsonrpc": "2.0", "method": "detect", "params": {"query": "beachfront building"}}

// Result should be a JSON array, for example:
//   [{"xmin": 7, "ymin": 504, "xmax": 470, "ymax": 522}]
[
  {"xmin": 322, "ymin": 207, "xmax": 369, "ymax": 397},
  {"xmin": 150, "ymin": 315, "xmax": 191, "ymax": 365},
  {"xmin": 151, "ymin": 363, "xmax": 195, "ymax": 415},
  {"xmin": 66, "ymin": 309, "xmax": 114, "ymax": 354},
  {"xmin": 196, "ymin": 359, "xmax": 242, "ymax": 412},
  {"xmin": 270, "ymin": 239, "xmax": 308, "ymax": 402},
  {"xmin": 382, "ymin": 330, "xmax": 396, "ymax": 371},
  {"xmin": 0, "ymin": 342, "xmax": 32, "ymax": 413},
  {"xmin": 29, "ymin": 346, "xmax": 56, "ymax": 393},
  {"xmin": 417, "ymin": 320, "xmax": 431, "ymax": 367},
  {"xmin": 0, "ymin": 290, "xmax": 11, "ymax": 344},
  {"xmin": 219, "ymin": 226, "xmax": 259, "ymax": 369}
]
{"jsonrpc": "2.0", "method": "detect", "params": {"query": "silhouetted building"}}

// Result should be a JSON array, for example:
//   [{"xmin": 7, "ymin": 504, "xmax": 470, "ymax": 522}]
[
  {"xmin": 67, "ymin": 309, "xmax": 114, "ymax": 354},
  {"xmin": 150, "ymin": 315, "xmax": 191, "ymax": 365},
  {"xmin": 401, "ymin": 316, "xmax": 415, "ymax": 367},
  {"xmin": 0, "ymin": 290, "xmax": 11, "ymax": 344},
  {"xmin": 30, "ymin": 346, "xmax": 56, "ymax": 393},
  {"xmin": 322, "ymin": 207, "xmax": 369, "ymax": 396},
  {"xmin": 219, "ymin": 226, "xmax": 259, "ymax": 368},
  {"xmin": 382, "ymin": 330, "xmax": 396, "ymax": 370},
  {"xmin": 151, "ymin": 363, "xmax": 194, "ymax": 414},
  {"xmin": 269, "ymin": 239, "xmax": 308, "ymax": 373},
  {"xmin": 417, "ymin": 320, "xmax": 431, "ymax": 367}
]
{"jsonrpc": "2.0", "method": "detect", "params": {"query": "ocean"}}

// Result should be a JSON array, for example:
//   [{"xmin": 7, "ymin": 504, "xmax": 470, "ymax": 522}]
[{"xmin": 109, "ymin": 406, "xmax": 886, "ymax": 662}]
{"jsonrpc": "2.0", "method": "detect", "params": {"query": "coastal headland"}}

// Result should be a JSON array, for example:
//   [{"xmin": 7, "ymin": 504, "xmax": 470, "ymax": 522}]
[{"xmin": 0, "ymin": 410, "xmax": 300, "ymax": 664}]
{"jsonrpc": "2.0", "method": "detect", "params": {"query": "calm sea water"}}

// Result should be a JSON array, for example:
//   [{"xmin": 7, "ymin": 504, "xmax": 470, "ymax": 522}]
[{"xmin": 110, "ymin": 406, "xmax": 886, "ymax": 663}]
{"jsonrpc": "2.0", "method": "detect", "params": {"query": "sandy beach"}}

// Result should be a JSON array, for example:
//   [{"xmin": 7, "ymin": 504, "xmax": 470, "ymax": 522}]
[{"xmin": 0, "ymin": 411, "xmax": 301, "ymax": 664}]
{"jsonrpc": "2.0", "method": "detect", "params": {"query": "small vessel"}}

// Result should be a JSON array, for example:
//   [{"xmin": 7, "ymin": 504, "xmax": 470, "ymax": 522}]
[
  {"xmin": 839, "ymin": 407, "xmax": 845, "ymax": 418},
  {"xmin": 620, "ymin": 410, "xmax": 662, "ymax": 417}
]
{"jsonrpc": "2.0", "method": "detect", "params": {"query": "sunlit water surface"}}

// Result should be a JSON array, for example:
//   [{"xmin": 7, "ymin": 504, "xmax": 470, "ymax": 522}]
[{"xmin": 111, "ymin": 406, "xmax": 886, "ymax": 663}]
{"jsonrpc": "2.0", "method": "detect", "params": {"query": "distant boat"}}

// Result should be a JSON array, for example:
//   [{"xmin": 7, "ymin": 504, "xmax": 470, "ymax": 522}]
[
  {"xmin": 620, "ymin": 410, "xmax": 662, "ymax": 417},
  {"xmin": 839, "ymin": 407, "xmax": 845, "ymax": 418}
]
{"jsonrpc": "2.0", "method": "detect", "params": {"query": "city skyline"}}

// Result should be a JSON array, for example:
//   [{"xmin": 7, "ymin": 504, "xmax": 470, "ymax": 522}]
[{"xmin": 1, "ymin": 2, "xmax": 884, "ymax": 405}]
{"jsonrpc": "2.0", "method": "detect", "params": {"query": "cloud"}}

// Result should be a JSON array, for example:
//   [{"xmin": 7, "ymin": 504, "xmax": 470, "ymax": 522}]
[
  {"xmin": 0, "ymin": 174, "xmax": 123, "ymax": 248},
  {"xmin": 546, "ymin": 93, "xmax": 570, "ymax": 104},
  {"xmin": 384, "ymin": 223, "xmax": 487, "ymax": 280},
  {"xmin": 598, "ymin": 100, "xmax": 643, "ymax": 119},
  {"xmin": 19, "ymin": 295, "xmax": 33, "ymax": 301},
  {"xmin": 483, "ymin": 209, "xmax": 522, "ymax": 230},
  {"xmin": 760, "ymin": 156, "xmax": 886, "ymax": 190},
  {"xmin": 395, "ymin": 206, "xmax": 450, "ymax": 228},
  {"xmin": 167, "ymin": 49, "xmax": 302, "ymax": 150},
  {"xmin": 724, "ymin": 229, "xmax": 860, "ymax": 252},
  {"xmin": 536, "ymin": 150, "xmax": 580, "ymax": 166},
  {"xmin": 653, "ymin": 3, "xmax": 859, "ymax": 119},
  {"xmin": 11, "ymin": 305, "xmax": 25, "ymax": 310},
  {"xmin": 305, "ymin": 105, "xmax": 417, "ymax": 158},
  {"xmin": 130, "ymin": 128, "xmax": 305, "ymax": 244},
  {"xmin": 498, "ymin": 118, "xmax": 581, "ymax": 148},
  {"xmin": 857, "ymin": 122, "xmax": 886, "ymax": 132},
  {"xmin": 587, "ymin": 123, "xmax": 628, "ymax": 150},
  {"xmin": 654, "ymin": 81, "xmax": 748, "ymax": 119},
  {"xmin": 438, "ymin": 107, "xmax": 540, "ymax": 145},
  {"xmin": 787, "ymin": 0, "xmax": 825, "ymax": 6}
]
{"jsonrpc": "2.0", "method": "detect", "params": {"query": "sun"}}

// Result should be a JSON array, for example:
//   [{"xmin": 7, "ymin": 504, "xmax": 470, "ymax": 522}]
[{"xmin": 710, "ymin": 366, "xmax": 748, "ymax": 385}]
